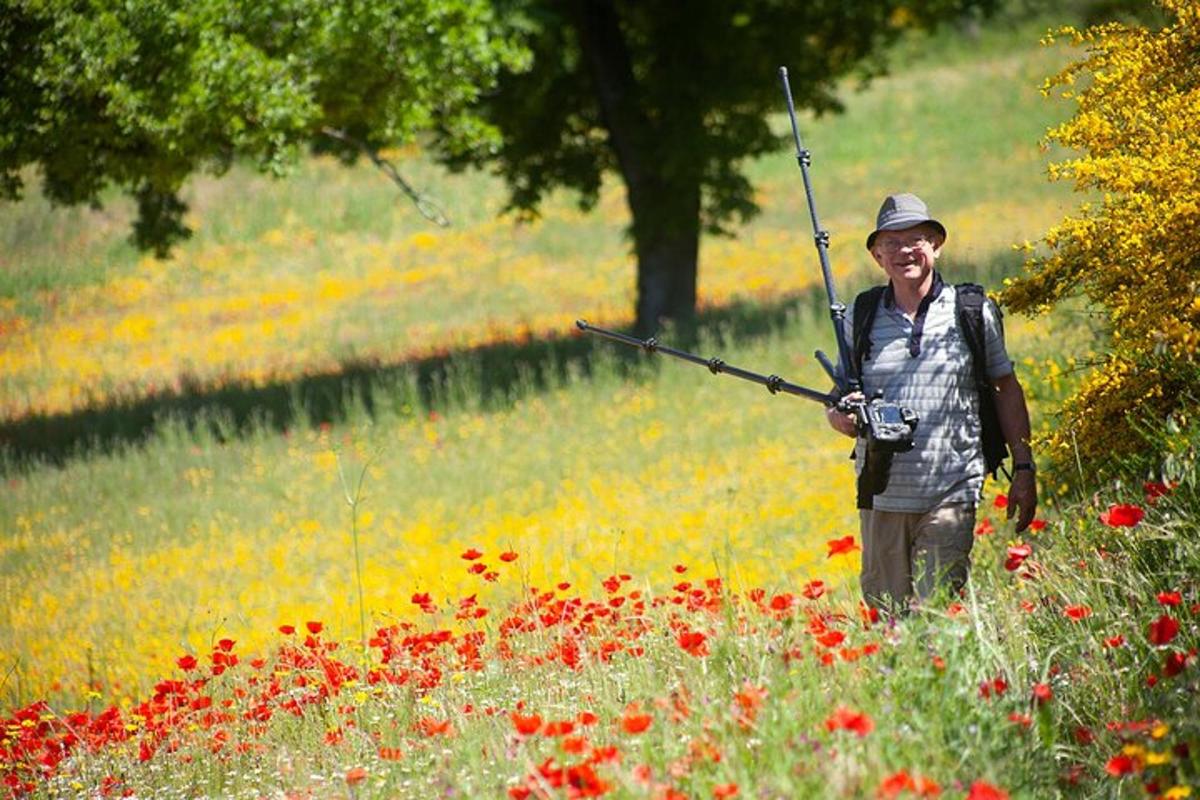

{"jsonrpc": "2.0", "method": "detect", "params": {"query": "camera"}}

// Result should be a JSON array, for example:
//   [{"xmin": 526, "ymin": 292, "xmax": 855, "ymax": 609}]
[{"xmin": 844, "ymin": 395, "xmax": 918, "ymax": 453}]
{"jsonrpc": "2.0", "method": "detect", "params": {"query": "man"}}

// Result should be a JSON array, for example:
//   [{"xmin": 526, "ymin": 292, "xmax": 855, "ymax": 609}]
[{"xmin": 825, "ymin": 193, "xmax": 1037, "ymax": 612}]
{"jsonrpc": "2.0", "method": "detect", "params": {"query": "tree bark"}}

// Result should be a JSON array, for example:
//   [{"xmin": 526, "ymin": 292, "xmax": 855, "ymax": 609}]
[
  {"xmin": 631, "ymin": 183, "xmax": 699, "ymax": 336},
  {"xmin": 572, "ymin": 0, "xmax": 701, "ymax": 335}
]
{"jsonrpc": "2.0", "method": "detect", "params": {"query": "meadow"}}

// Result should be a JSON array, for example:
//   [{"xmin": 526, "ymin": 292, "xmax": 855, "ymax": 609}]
[{"xmin": 3, "ymin": 6, "xmax": 1197, "ymax": 799}]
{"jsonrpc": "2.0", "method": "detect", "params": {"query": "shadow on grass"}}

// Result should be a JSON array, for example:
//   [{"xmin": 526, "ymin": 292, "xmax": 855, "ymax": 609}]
[
  {"xmin": 2, "ymin": 246, "xmax": 1028, "ymax": 473},
  {"xmin": 1, "ymin": 288, "xmax": 838, "ymax": 474}
]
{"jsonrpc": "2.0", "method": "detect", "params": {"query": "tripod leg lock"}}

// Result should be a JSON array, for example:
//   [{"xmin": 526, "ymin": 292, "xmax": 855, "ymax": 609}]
[{"xmin": 707, "ymin": 357, "xmax": 725, "ymax": 375}]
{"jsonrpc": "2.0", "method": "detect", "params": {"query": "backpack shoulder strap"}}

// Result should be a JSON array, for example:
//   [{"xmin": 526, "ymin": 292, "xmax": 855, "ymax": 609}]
[
  {"xmin": 954, "ymin": 283, "xmax": 987, "ymax": 377},
  {"xmin": 851, "ymin": 286, "xmax": 887, "ymax": 376},
  {"xmin": 954, "ymin": 282, "xmax": 1009, "ymax": 477},
  {"xmin": 954, "ymin": 282, "xmax": 1007, "ymax": 376}
]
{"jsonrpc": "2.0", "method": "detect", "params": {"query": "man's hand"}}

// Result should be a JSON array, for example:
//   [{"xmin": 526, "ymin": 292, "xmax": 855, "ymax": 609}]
[
  {"xmin": 1007, "ymin": 470, "xmax": 1038, "ymax": 532},
  {"xmin": 825, "ymin": 392, "xmax": 863, "ymax": 438}
]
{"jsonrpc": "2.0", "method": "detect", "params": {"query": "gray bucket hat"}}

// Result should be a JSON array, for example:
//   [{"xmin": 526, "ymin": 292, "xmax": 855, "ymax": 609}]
[{"xmin": 865, "ymin": 193, "xmax": 947, "ymax": 250}]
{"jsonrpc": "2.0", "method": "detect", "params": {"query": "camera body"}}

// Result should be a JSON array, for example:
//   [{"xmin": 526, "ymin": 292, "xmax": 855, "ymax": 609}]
[
  {"xmin": 842, "ymin": 395, "xmax": 918, "ymax": 453},
  {"xmin": 860, "ymin": 397, "xmax": 918, "ymax": 452}
]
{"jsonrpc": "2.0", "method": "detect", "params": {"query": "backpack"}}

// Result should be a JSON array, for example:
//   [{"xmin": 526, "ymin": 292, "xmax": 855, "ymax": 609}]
[{"xmin": 850, "ymin": 282, "xmax": 1009, "ymax": 478}]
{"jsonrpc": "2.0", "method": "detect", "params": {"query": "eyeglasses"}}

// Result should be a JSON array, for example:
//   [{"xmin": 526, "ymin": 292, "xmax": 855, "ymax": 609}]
[{"xmin": 875, "ymin": 233, "xmax": 937, "ymax": 253}]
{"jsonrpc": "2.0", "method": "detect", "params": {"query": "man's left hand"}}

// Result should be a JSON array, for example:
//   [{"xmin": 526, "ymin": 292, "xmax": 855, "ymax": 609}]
[{"xmin": 1007, "ymin": 471, "xmax": 1038, "ymax": 532}]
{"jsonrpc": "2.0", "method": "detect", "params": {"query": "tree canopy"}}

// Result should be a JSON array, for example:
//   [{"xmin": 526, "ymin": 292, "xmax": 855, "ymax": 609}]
[
  {"xmin": 1000, "ymin": 0, "xmax": 1200, "ymax": 475},
  {"xmin": 0, "ymin": 0, "xmax": 527, "ymax": 254},
  {"xmin": 441, "ymin": 0, "xmax": 998, "ymax": 332}
]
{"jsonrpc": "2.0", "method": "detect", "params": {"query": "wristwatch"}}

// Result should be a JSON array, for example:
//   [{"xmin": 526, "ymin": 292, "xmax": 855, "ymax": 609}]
[{"xmin": 1013, "ymin": 461, "xmax": 1036, "ymax": 474}]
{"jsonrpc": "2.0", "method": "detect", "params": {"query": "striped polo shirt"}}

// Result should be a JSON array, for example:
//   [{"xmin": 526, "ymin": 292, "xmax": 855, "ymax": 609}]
[{"xmin": 846, "ymin": 275, "xmax": 1013, "ymax": 513}]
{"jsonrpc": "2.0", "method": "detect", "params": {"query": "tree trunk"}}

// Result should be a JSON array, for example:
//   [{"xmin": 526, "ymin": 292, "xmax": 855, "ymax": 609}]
[
  {"xmin": 572, "ymin": 0, "xmax": 702, "ymax": 335},
  {"xmin": 630, "ymin": 182, "xmax": 700, "ymax": 336}
]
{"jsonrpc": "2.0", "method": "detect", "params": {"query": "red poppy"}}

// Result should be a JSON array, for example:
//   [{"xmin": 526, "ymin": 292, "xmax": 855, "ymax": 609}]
[
  {"xmin": 278, "ymin": 624, "xmax": 295, "ymax": 635},
  {"xmin": 1032, "ymin": 683, "xmax": 1053, "ymax": 705},
  {"xmin": 827, "ymin": 536, "xmax": 859, "ymax": 557},
  {"xmin": 620, "ymin": 706, "xmax": 653, "ymax": 734},
  {"xmin": 1163, "ymin": 651, "xmax": 1189, "ymax": 677},
  {"xmin": 1148, "ymin": 615, "xmax": 1180, "ymax": 646},
  {"xmin": 418, "ymin": 717, "xmax": 453, "ymax": 737},
  {"xmin": 912, "ymin": 776, "xmax": 941, "ymax": 797},
  {"xmin": 1104, "ymin": 635, "xmax": 1125, "ymax": 648},
  {"xmin": 978, "ymin": 676, "xmax": 1008, "ymax": 699},
  {"xmin": 542, "ymin": 720, "xmax": 575, "ymax": 737},
  {"xmin": 1008, "ymin": 712, "xmax": 1032, "ymax": 729},
  {"xmin": 511, "ymin": 713, "xmax": 543, "ymax": 736},
  {"xmin": 1063, "ymin": 605, "xmax": 1091, "ymax": 621},
  {"xmin": 734, "ymin": 682, "xmax": 768, "ymax": 717},
  {"xmin": 216, "ymin": 638, "xmax": 235, "ymax": 652},
  {"xmin": 1099, "ymin": 504, "xmax": 1144, "ymax": 527},
  {"xmin": 1143, "ymin": 480, "xmax": 1175, "ymax": 503},
  {"xmin": 824, "ymin": 706, "xmax": 873, "ymax": 737},
  {"xmin": 1105, "ymin": 754, "xmax": 1139, "ymax": 776},
  {"xmin": 1156, "ymin": 591, "xmax": 1182, "ymax": 606},
  {"xmin": 461, "ymin": 548, "xmax": 483, "ymax": 560},
  {"xmin": 578, "ymin": 711, "xmax": 599, "ymax": 726},
  {"xmin": 345, "ymin": 767, "xmax": 368, "ymax": 786},
  {"xmin": 306, "ymin": 621, "xmax": 323, "ymax": 635},
  {"xmin": 877, "ymin": 770, "xmax": 917, "ymax": 798},
  {"xmin": 802, "ymin": 580, "xmax": 825, "ymax": 600},
  {"xmin": 815, "ymin": 631, "xmax": 846, "ymax": 648},
  {"xmin": 769, "ymin": 593, "xmax": 795, "ymax": 611},
  {"xmin": 570, "ymin": 763, "xmax": 610, "ymax": 795},
  {"xmin": 499, "ymin": 551, "xmax": 519, "ymax": 562},
  {"xmin": 1003, "ymin": 544, "xmax": 1032, "ymax": 572},
  {"xmin": 993, "ymin": 494, "xmax": 1008, "ymax": 509},
  {"xmin": 877, "ymin": 771, "xmax": 940, "ymax": 799},
  {"xmin": 411, "ymin": 592, "xmax": 432, "ymax": 605},
  {"xmin": 1027, "ymin": 519, "xmax": 1047, "ymax": 532},
  {"xmin": 677, "ymin": 630, "xmax": 709, "ymax": 657},
  {"xmin": 176, "ymin": 654, "xmax": 197, "ymax": 671},
  {"xmin": 974, "ymin": 518, "xmax": 995, "ymax": 536},
  {"xmin": 673, "ymin": 564, "xmax": 688, "ymax": 573},
  {"xmin": 590, "ymin": 745, "xmax": 619, "ymax": 764},
  {"xmin": 558, "ymin": 735, "xmax": 586, "ymax": 755},
  {"xmin": 966, "ymin": 780, "xmax": 1008, "ymax": 800},
  {"xmin": 468, "ymin": 563, "xmax": 487, "ymax": 575},
  {"xmin": 713, "ymin": 784, "xmax": 739, "ymax": 798}
]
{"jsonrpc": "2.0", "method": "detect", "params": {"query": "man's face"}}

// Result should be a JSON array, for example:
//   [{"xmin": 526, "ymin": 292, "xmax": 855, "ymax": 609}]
[{"xmin": 870, "ymin": 223, "xmax": 944, "ymax": 284}]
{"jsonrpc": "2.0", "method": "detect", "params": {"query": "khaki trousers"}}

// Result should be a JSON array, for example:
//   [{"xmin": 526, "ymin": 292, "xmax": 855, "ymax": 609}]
[{"xmin": 859, "ymin": 502, "xmax": 976, "ymax": 612}]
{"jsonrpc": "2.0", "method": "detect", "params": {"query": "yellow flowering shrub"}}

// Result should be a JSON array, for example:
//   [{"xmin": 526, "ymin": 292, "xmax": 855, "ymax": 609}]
[{"xmin": 1001, "ymin": 0, "xmax": 1200, "ymax": 472}]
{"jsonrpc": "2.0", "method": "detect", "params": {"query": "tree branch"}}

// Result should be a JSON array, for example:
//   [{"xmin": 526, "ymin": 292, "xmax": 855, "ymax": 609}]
[{"xmin": 321, "ymin": 127, "xmax": 450, "ymax": 227}]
